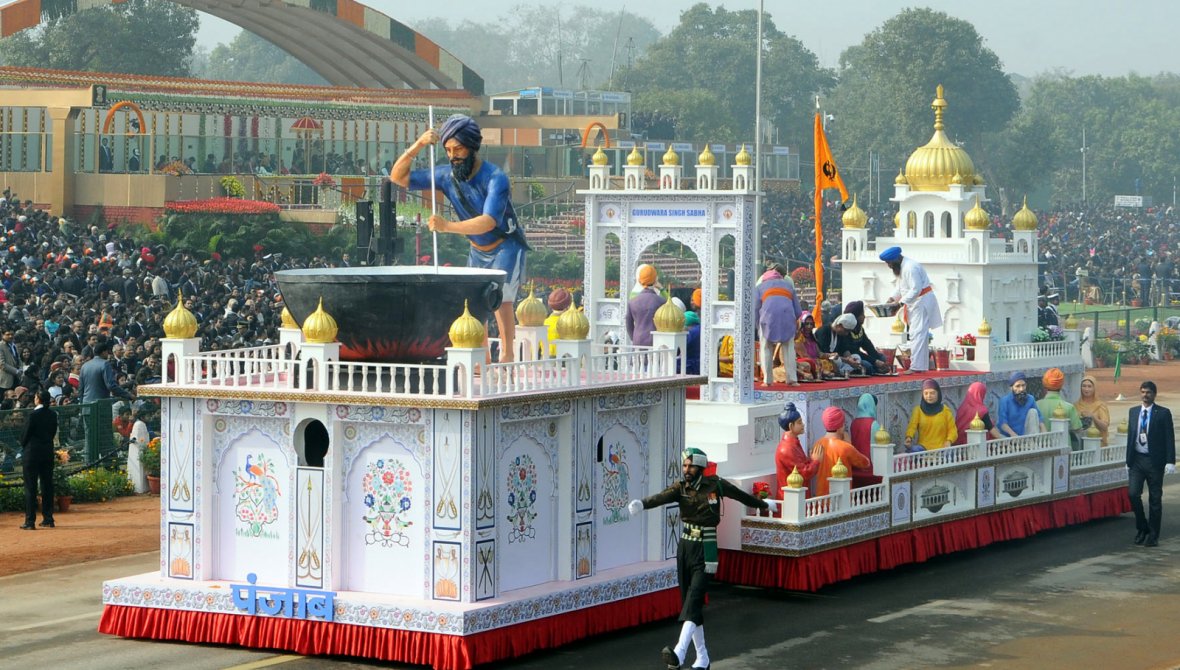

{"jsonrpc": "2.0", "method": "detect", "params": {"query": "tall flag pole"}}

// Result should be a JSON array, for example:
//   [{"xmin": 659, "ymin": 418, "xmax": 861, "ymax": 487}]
[{"xmin": 813, "ymin": 110, "xmax": 849, "ymax": 324}]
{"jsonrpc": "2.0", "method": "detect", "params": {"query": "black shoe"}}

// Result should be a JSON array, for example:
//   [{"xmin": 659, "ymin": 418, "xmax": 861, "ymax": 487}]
[
  {"xmin": 1135, "ymin": 531, "xmax": 1149, "ymax": 545},
  {"xmin": 19, "ymin": 523, "xmax": 35, "ymax": 530},
  {"xmin": 39, "ymin": 520, "xmax": 54, "ymax": 528},
  {"xmin": 662, "ymin": 646, "xmax": 681, "ymax": 670},
  {"xmin": 1145, "ymin": 535, "xmax": 1159, "ymax": 547}
]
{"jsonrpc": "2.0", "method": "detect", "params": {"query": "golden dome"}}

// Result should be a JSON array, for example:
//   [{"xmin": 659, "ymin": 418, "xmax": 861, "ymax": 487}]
[
  {"xmin": 874, "ymin": 427, "xmax": 892, "ymax": 445},
  {"xmin": 893, "ymin": 211, "xmax": 901, "ymax": 228},
  {"xmin": 280, "ymin": 305, "xmax": 298, "ymax": 329},
  {"xmin": 448, "ymin": 300, "xmax": 486, "ymax": 349},
  {"xmin": 1012, "ymin": 196, "xmax": 1038, "ymax": 230},
  {"xmin": 903, "ymin": 85, "xmax": 977, "ymax": 191},
  {"xmin": 951, "ymin": 172, "xmax": 963, "ymax": 185},
  {"xmin": 163, "ymin": 291, "xmax": 198, "ymax": 339},
  {"xmin": 735, "ymin": 144, "xmax": 752, "ymax": 166},
  {"xmin": 697, "ymin": 145, "xmax": 716, "ymax": 166},
  {"xmin": 964, "ymin": 196, "xmax": 990, "ymax": 230},
  {"xmin": 978, "ymin": 319, "xmax": 992, "ymax": 336},
  {"xmin": 1117, "ymin": 418, "xmax": 1129, "ymax": 434},
  {"xmin": 969, "ymin": 413, "xmax": 986, "ymax": 431},
  {"xmin": 626, "ymin": 146, "xmax": 645, "ymax": 166},
  {"xmin": 831, "ymin": 457, "xmax": 849, "ymax": 479},
  {"xmin": 973, "ymin": 174, "xmax": 986, "ymax": 185},
  {"xmin": 786, "ymin": 465, "xmax": 804, "ymax": 489},
  {"xmin": 894, "ymin": 169, "xmax": 908, "ymax": 185},
  {"xmin": 556, "ymin": 303, "xmax": 590, "ymax": 340},
  {"xmin": 1064, "ymin": 313, "xmax": 1078, "ymax": 330},
  {"xmin": 515, "ymin": 286, "xmax": 548, "ymax": 327},
  {"xmin": 1052, "ymin": 404, "xmax": 1068, "ymax": 420},
  {"xmin": 591, "ymin": 147, "xmax": 608, "ymax": 166},
  {"xmin": 1085, "ymin": 424, "xmax": 1101, "ymax": 438},
  {"xmin": 891, "ymin": 317, "xmax": 905, "ymax": 334},
  {"xmin": 661, "ymin": 147, "xmax": 680, "ymax": 166},
  {"xmin": 842, "ymin": 194, "xmax": 867, "ymax": 229},
  {"xmin": 302, "ymin": 296, "xmax": 339, "ymax": 344},
  {"xmin": 654, "ymin": 295, "xmax": 686, "ymax": 333}
]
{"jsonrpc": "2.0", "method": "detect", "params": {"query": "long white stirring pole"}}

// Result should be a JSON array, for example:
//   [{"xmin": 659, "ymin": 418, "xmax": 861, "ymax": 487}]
[{"xmin": 428, "ymin": 106, "xmax": 438, "ymax": 270}]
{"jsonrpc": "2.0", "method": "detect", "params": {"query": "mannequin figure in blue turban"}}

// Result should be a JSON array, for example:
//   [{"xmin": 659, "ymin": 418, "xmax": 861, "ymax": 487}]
[
  {"xmin": 879, "ymin": 246, "xmax": 941, "ymax": 374},
  {"xmin": 391, "ymin": 114, "xmax": 529, "ymax": 361}
]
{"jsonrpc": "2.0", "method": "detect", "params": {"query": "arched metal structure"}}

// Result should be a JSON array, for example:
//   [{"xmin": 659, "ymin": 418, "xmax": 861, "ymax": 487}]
[{"xmin": 0, "ymin": 0, "xmax": 483, "ymax": 94}]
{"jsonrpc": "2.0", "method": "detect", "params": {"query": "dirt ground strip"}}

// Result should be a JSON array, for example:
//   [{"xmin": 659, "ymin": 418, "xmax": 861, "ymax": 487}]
[{"xmin": 2, "ymin": 361, "xmax": 1178, "ymax": 578}]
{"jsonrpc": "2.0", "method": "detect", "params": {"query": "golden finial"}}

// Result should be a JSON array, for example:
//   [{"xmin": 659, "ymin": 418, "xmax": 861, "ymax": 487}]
[
  {"xmin": 891, "ymin": 317, "xmax": 905, "ymax": 334},
  {"xmin": 964, "ymin": 195, "xmax": 990, "ymax": 230},
  {"xmin": 697, "ymin": 145, "xmax": 716, "ymax": 166},
  {"xmin": 1117, "ymin": 418, "xmax": 1129, "ymax": 434},
  {"xmin": 1085, "ymin": 424, "xmax": 1101, "ymax": 438},
  {"xmin": 661, "ymin": 146, "xmax": 680, "ymax": 166},
  {"xmin": 1053, "ymin": 403, "xmax": 1068, "ymax": 420},
  {"xmin": 735, "ymin": 144, "xmax": 752, "ymax": 166},
  {"xmin": 1064, "ymin": 313, "xmax": 1078, "ymax": 330},
  {"xmin": 302, "ymin": 297, "xmax": 339, "ymax": 344},
  {"xmin": 1013, "ymin": 196, "xmax": 1038, "ymax": 230},
  {"xmin": 978, "ymin": 319, "xmax": 992, "ymax": 336},
  {"xmin": 515, "ymin": 286, "xmax": 548, "ymax": 327},
  {"xmin": 830, "ymin": 457, "xmax": 849, "ymax": 480},
  {"xmin": 874, "ymin": 427, "xmax": 892, "ymax": 445},
  {"xmin": 163, "ymin": 290, "xmax": 198, "ymax": 339},
  {"xmin": 654, "ymin": 295, "xmax": 686, "ymax": 333},
  {"xmin": 591, "ymin": 146, "xmax": 608, "ymax": 166},
  {"xmin": 626, "ymin": 146, "xmax": 645, "ymax": 166},
  {"xmin": 932, "ymin": 84, "xmax": 947, "ymax": 131},
  {"xmin": 894, "ymin": 169, "xmax": 908, "ymax": 185},
  {"xmin": 969, "ymin": 413, "xmax": 985, "ymax": 431},
  {"xmin": 280, "ymin": 305, "xmax": 298, "ymax": 329},
  {"xmin": 951, "ymin": 172, "xmax": 963, "ymax": 185},
  {"xmin": 448, "ymin": 300, "xmax": 486, "ymax": 349},
  {"xmin": 841, "ymin": 194, "xmax": 867, "ymax": 229},
  {"xmin": 556, "ymin": 300, "xmax": 590, "ymax": 340},
  {"xmin": 786, "ymin": 466, "xmax": 804, "ymax": 489}
]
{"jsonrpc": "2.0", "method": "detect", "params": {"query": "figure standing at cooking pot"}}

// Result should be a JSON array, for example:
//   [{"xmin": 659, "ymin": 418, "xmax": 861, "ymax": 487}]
[{"xmin": 879, "ymin": 246, "xmax": 941, "ymax": 375}]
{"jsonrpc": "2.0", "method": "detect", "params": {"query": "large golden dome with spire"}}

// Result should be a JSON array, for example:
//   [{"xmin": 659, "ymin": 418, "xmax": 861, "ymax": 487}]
[
  {"xmin": 163, "ymin": 291, "xmax": 198, "ymax": 339},
  {"xmin": 842, "ymin": 194, "xmax": 867, "ymax": 229},
  {"xmin": 904, "ymin": 85, "xmax": 977, "ymax": 191}
]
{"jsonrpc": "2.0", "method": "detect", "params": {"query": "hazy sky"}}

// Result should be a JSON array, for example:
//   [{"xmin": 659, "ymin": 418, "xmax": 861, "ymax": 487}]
[{"xmin": 197, "ymin": 0, "xmax": 1180, "ymax": 79}]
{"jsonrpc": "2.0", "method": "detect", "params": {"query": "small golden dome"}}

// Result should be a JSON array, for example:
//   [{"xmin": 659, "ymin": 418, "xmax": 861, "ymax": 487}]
[
  {"xmin": 978, "ymin": 319, "xmax": 992, "ymax": 336},
  {"xmin": 654, "ymin": 295, "xmax": 686, "ymax": 333},
  {"xmin": 1053, "ymin": 404, "xmax": 1068, "ymax": 420},
  {"xmin": 448, "ymin": 300, "xmax": 486, "ymax": 349},
  {"xmin": 830, "ymin": 457, "xmax": 849, "ymax": 480},
  {"xmin": 163, "ymin": 290, "xmax": 198, "ymax": 339},
  {"xmin": 969, "ymin": 413, "xmax": 986, "ymax": 431},
  {"xmin": 698, "ymin": 145, "xmax": 716, "ymax": 166},
  {"xmin": 1085, "ymin": 424, "xmax": 1101, "ymax": 438},
  {"xmin": 964, "ymin": 195, "xmax": 990, "ymax": 230},
  {"xmin": 1117, "ymin": 418, "xmax": 1129, "ymax": 434},
  {"xmin": 786, "ymin": 465, "xmax": 804, "ymax": 489},
  {"xmin": 891, "ymin": 317, "xmax": 905, "ymax": 334},
  {"xmin": 515, "ymin": 286, "xmax": 548, "ymax": 328},
  {"xmin": 302, "ymin": 296, "xmax": 339, "ymax": 344},
  {"xmin": 661, "ymin": 147, "xmax": 680, "ymax": 166},
  {"xmin": 1012, "ymin": 196, "xmax": 1038, "ymax": 230},
  {"xmin": 1064, "ymin": 313, "xmax": 1078, "ymax": 330},
  {"xmin": 951, "ymin": 172, "xmax": 963, "ymax": 185},
  {"xmin": 894, "ymin": 169, "xmax": 908, "ymax": 185},
  {"xmin": 842, "ymin": 194, "xmax": 867, "ymax": 229},
  {"xmin": 973, "ymin": 174, "xmax": 986, "ymax": 185},
  {"xmin": 626, "ymin": 146, "xmax": 645, "ymax": 166},
  {"xmin": 280, "ymin": 305, "xmax": 298, "ymax": 329},
  {"xmin": 556, "ymin": 303, "xmax": 590, "ymax": 340},
  {"xmin": 735, "ymin": 144, "xmax": 752, "ymax": 166},
  {"xmin": 903, "ymin": 85, "xmax": 977, "ymax": 191},
  {"xmin": 893, "ymin": 211, "xmax": 901, "ymax": 228},
  {"xmin": 874, "ymin": 427, "xmax": 892, "ymax": 445},
  {"xmin": 591, "ymin": 147, "xmax": 608, "ymax": 166}
]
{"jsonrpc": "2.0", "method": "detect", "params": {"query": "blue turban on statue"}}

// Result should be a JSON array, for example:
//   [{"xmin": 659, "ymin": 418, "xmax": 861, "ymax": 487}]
[
  {"xmin": 1008, "ymin": 371, "xmax": 1026, "ymax": 386},
  {"xmin": 879, "ymin": 246, "xmax": 902, "ymax": 262},
  {"xmin": 778, "ymin": 402, "xmax": 802, "ymax": 431},
  {"xmin": 438, "ymin": 114, "xmax": 482, "ymax": 151}
]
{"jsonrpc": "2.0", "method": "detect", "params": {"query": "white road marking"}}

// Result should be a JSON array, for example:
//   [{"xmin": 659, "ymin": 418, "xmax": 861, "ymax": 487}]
[{"xmin": 3, "ymin": 610, "xmax": 103, "ymax": 632}]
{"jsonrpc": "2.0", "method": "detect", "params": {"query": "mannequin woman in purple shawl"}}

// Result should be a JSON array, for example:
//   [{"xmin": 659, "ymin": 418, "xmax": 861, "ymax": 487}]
[{"xmin": 391, "ymin": 114, "xmax": 528, "ymax": 361}]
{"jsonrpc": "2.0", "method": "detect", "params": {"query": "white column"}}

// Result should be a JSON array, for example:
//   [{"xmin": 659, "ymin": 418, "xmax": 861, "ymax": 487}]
[
  {"xmin": 445, "ymin": 347, "xmax": 484, "ymax": 398},
  {"xmin": 300, "ymin": 342, "xmax": 341, "ymax": 392},
  {"xmin": 872, "ymin": 441, "xmax": 895, "ymax": 480},
  {"xmin": 160, "ymin": 337, "xmax": 200, "ymax": 384},
  {"xmin": 651, "ymin": 330, "xmax": 687, "ymax": 375},
  {"xmin": 780, "ymin": 485, "xmax": 806, "ymax": 523},
  {"xmin": 828, "ymin": 476, "xmax": 851, "ymax": 511},
  {"xmin": 514, "ymin": 325, "xmax": 548, "ymax": 362},
  {"xmin": 555, "ymin": 339, "xmax": 594, "ymax": 384}
]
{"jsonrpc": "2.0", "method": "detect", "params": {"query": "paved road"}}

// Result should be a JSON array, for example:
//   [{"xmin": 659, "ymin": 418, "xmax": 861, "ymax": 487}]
[{"xmin": 6, "ymin": 486, "xmax": 1180, "ymax": 670}]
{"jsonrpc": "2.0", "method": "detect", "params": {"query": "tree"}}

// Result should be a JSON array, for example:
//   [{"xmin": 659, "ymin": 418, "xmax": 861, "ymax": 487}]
[
  {"xmin": 827, "ymin": 8, "xmax": 1018, "ymax": 197},
  {"xmin": 200, "ymin": 31, "xmax": 328, "ymax": 85},
  {"xmin": 0, "ymin": 0, "xmax": 198, "ymax": 77},
  {"xmin": 627, "ymin": 4, "xmax": 833, "ymax": 143}
]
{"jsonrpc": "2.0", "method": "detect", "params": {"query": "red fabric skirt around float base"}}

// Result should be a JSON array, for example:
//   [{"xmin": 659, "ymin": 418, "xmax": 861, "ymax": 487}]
[
  {"xmin": 99, "ymin": 586, "xmax": 681, "ymax": 670},
  {"xmin": 717, "ymin": 487, "xmax": 1130, "ymax": 593}
]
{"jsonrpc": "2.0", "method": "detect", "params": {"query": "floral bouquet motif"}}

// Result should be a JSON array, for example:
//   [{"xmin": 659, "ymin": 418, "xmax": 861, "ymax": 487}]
[
  {"xmin": 361, "ymin": 459, "xmax": 414, "ymax": 548},
  {"xmin": 956, "ymin": 333, "xmax": 977, "ymax": 347},
  {"xmin": 234, "ymin": 452, "xmax": 282, "ymax": 538},
  {"xmin": 506, "ymin": 455, "xmax": 538, "ymax": 542},
  {"xmin": 600, "ymin": 442, "xmax": 632, "ymax": 525}
]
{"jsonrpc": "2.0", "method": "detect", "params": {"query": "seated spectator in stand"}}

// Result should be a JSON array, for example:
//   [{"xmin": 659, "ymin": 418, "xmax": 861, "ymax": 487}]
[
  {"xmin": 794, "ymin": 313, "xmax": 823, "ymax": 381},
  {"xmin": 843, "ymin": 301, "xmax": 891, "ymax": 374},
  {"xmin": 684, "ymin": 310, "xmax": 701, "ymax": 375},
  {"xmin": 774, "ymin": 402, "xmax": 817, "ymax": 497},
  {"xmin": 954, "ymin": 381, "xmax": 1003, "ymax": 444},
  {"xmin": 1074, "ymin": 375, "xmax": 1111, "ymax": 446},
  {"xmin": 625, "ymin": 264, "xmax": 662, "ymax": 347},
  {"xmin": 905, "ymin": 379, "xmax": 957, "ymax": 452},
  {"xmin": 1037, "ymin": 367, "xmax": 1084, "ymax": 449},
  {"xmin": 848, "ymin": 393, "xmax": 882, "ymax": 486},
  {"xmin": 998, "ymin": 372, "xmax": 1044, "ymax": 437},
  {"xmin": 543, "ymin": 288, "xmax": 571, "ymax": 357},
  {"xmin": 809, "ymin": 407, "xmax": 871, "ymax": 497},
  {"xmin": 813, "ymin": 313, "xmax": 862, "ymax": 377}
]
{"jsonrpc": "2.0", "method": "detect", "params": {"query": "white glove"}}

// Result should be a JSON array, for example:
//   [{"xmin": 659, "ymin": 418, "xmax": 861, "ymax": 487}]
[
  {"xmin": 762, "ymin": 499, "xmax": 779, "ymax": 513},
  {"xmin": 1166, "ymin": 464, "xmax": 1177, "ymax": 476},
  {"xmin": 627, "ymin": 499, "xmax": 644, "ymax": 516}
]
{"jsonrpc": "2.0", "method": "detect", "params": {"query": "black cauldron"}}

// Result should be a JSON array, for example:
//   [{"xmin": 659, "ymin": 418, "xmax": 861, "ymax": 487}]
[{"xmin": 277, "ymin": 267, "xmax": 504, "ymax": 363}]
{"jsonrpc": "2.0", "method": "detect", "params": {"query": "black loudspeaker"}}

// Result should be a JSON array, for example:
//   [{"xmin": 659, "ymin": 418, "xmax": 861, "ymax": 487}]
[
  {"xmin": 356, "ymin": 200, "xmax": 374, "ymax": 264},
  {"xmin": 378, "ymin": 179, "xmax": 396, "ymax": 265}
]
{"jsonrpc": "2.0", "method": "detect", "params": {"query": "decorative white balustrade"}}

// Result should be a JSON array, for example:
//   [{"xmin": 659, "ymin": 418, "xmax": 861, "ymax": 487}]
[
  {"xmin": 1070, "ymin": 443, "xmax": 1124, "ymax": 469},
  {"xmin": 993, "ymin": 339, "xmax": 1078, "ymax": 362}
]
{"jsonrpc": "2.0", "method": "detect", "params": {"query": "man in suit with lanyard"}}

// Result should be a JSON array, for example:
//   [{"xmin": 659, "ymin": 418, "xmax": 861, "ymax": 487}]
[
  {"xmin": 1127, "ymin": 380, "xmax": 1176, "ymax": 547},
  {"xmin": 0, "ymin": 329, "xmax": 22, "ymax": 396},
  {"xmin": 21, "ymin": 390, "xmax": 59, "ymax": 529}
]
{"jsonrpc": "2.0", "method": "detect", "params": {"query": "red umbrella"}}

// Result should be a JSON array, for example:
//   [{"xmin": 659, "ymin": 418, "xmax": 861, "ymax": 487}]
[{"xmin": 290, "ymin": 117, "xmax": 323, "ymax": 174}]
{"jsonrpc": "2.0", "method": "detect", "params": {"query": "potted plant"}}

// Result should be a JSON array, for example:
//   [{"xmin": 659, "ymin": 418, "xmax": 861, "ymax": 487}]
[
  {"xmin": 142, "ymin": 437, "xmax": 162, "ymax": 495},
  {"xmin": 955, "ymin": 333, "xmax": 977, "ymax": 360},
  {"xmin": 752, "ymin": 481, "xmax": 772, "ymax": 516}
]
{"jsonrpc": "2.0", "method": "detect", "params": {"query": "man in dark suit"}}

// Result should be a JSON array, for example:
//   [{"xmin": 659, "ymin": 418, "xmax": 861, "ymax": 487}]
[
  {"xmin": 0, "ymin": 329, "xmax": 22, "ymax": 395},
  {"xmin": 21, "ymin": 390, "xmax": 59, "ymax": 529},
  {"xmin": 1126, "ymin": 380, "xmax": 1176, "ymax": 547}
]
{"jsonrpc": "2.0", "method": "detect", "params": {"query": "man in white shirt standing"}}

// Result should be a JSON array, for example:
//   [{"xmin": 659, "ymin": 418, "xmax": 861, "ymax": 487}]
[
  {"xmin": 1126, "ymin": 381, "xmax": 1175, "ymax": 547},
  {"xmin": 880, "ymin": 246, "xmax": 941, "ymax": 375}
]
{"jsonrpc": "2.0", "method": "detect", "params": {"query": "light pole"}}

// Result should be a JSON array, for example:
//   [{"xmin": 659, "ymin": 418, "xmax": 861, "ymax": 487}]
[
  {"xmin": 753, "ymin": 0, "xmax": 763, "ymax": 267},
  {"xmin": 1080, "ymin": 127, "xmax": 1087, "ymax": 205}
]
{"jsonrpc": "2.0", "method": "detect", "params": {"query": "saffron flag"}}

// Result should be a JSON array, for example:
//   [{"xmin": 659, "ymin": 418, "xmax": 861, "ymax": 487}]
[{"xmin": 812, "ymin": 113, "xmax": 849, "ymax": 324}]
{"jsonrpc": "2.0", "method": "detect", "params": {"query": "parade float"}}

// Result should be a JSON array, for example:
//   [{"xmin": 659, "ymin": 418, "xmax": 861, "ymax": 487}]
[{"xmin": 99, "ymin": 88, "xmax": 1129, "ymax": 669}]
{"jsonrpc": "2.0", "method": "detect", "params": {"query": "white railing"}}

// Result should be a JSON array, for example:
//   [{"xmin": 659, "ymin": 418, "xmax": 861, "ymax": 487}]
[
  {"xmin": 480, "ymin": 357, "xmax": 575, "ymax": 394},
  {"xmin": 985, "ymin": 431, "xmax": 1059, "ymax": 458},
  {"xmin": 588, "ymin": 348, "xmax": 674, "ymax": 383},
  {"xmin": 893, "ymin": 442, "xmax": 979, "ymax": 473},
  {"xmin": 181, "ymin": 344, "xmax": 294, "ymax": 389},
  {"xmin": 1071, "ymin": 444, "xmax": 1124, "ymax": 469},
  {"xmin": 993, "ymin": 339, "xmax": 1078, "ymax": 361},
  {"xmin": 318, "ymin": 360, "xmax": 449, "ymax": 397},
  {"xmin": 804, "ymin": 493, "xmax": 840, "ymax": 518},
  {"xmin": 849, "ymin": 483, "xmax": 886, "ymax": 508}
]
